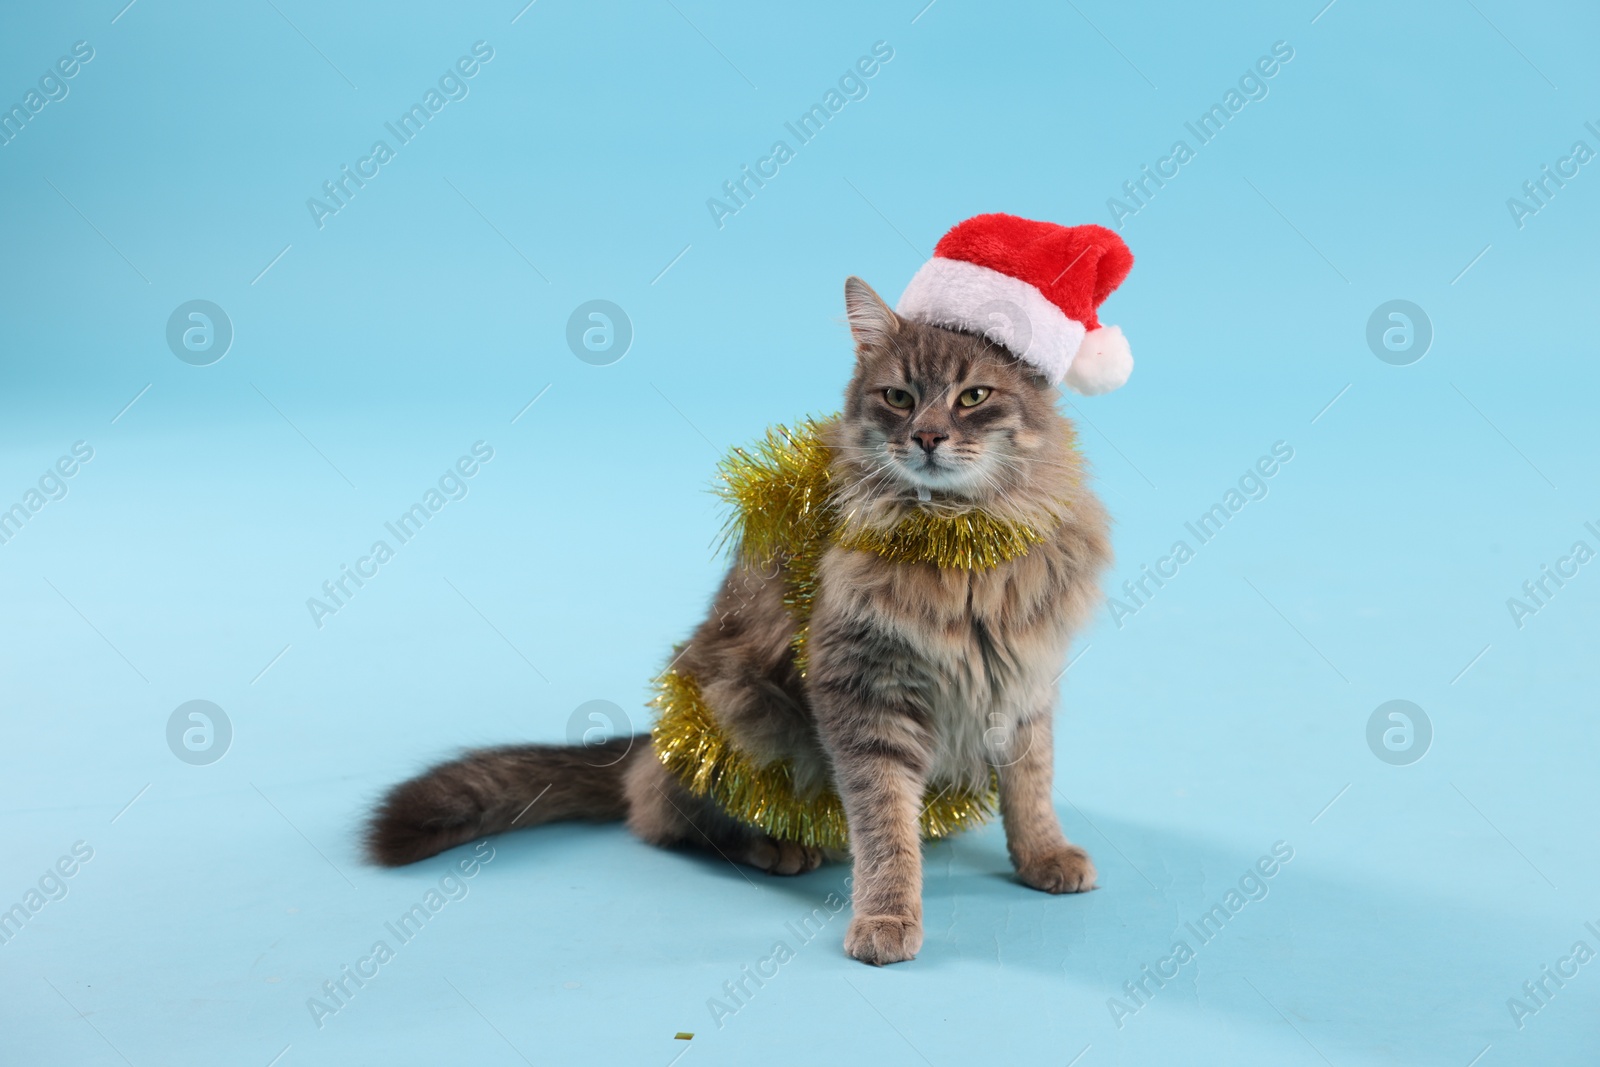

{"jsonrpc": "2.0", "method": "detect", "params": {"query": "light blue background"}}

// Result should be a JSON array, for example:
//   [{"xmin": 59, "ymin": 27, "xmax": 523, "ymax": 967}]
[{"xmin": 3, "ymin": 0, "xmax": 1597, "ymax": 1063}]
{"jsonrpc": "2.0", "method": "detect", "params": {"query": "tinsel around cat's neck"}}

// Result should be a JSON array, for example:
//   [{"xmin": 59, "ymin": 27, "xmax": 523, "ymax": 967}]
[
  {"xmin": 710, "ymin": 414, "xmax": 1073, "ymax": 674},
  {"xmin": 649, "ymin": 414, "xmax": 1072, "ymax": 847},
  {"xmin": 714, "ymin": 414, "xmax": 1070, "ymax": 574}
]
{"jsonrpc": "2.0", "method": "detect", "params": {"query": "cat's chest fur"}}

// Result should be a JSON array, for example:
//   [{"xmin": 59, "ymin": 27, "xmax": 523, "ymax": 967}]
[{"xmin": 816, "ymin": 525, "xmax": 1101, "ymax": 790}]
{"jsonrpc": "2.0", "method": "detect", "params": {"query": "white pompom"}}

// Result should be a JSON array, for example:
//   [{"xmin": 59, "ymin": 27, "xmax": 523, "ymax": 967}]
[{"xmin": 1064, "ymin": 325, "xmax": 1133, "ymax": 396}]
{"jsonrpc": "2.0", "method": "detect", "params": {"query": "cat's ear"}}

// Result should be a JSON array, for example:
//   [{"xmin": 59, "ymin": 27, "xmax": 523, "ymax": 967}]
[{"xmin": 844, "ymin": 276, "xmax": 900, "ymax": 352}]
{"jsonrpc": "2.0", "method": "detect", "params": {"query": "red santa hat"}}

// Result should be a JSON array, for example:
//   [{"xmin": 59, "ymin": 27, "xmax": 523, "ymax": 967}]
[{"xmin": 895, "ymin": 214, "xmax": 1135, "ymax": 395}]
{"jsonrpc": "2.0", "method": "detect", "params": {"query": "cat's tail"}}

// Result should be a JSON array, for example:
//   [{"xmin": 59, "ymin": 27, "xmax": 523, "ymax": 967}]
[{"xmin": 365, "ymin": 736, "xmax": 646, "ymax": 866}]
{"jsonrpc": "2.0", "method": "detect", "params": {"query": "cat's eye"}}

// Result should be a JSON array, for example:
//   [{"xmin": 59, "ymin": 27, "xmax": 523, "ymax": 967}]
[
  {"xmin": 958, "ymin": 387, "xmax": 991, "ymax": 408},
  {"xmin": 884, "ymin": 388, "xmax": 915, "ymax": 410}
]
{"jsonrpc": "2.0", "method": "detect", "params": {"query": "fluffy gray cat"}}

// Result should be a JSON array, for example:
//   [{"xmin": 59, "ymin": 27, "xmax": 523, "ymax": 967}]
[{"xmin": 367, "ymin": 277, "xmax": 1111, "ymax": 964}]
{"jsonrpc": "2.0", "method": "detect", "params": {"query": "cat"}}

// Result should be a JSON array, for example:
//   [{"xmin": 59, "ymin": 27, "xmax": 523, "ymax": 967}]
[{"xmin": 366, "ymin": 275, "xmax": 1112, "ymax": 965}]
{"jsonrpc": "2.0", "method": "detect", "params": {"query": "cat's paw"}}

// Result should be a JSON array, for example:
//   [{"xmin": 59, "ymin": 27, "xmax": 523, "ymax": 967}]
[
  {"xmin": 1015, "ymin": 845, "xmax": 1097, "ymax": 894},
  {"xmin": 845, "ymin": 915, "xmax": 923, "ymax": 965},
  {"xmin": 744, "ymin": 837, "xmax": 824, "ymax": 876}
]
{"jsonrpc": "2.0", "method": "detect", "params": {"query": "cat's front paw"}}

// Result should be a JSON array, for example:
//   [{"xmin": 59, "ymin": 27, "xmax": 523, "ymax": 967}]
[
  {"xmin": 844, "ymin": 915, "xmax": 922, "ymax": 965},
  {"xmin": 1015, "ymin": 845, "xmax": 1097, "ymax": 894}
]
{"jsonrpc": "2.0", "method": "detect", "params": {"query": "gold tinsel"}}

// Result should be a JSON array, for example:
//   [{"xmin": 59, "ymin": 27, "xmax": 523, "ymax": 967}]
[
  {"xmin": 651, "ymin": 668, "xmax": 998, "ymax": 850},
  {"xmin": 651, "ymin": 415, "xmax": 1058, "ymax": 849},
  {"xmin": 837, "ymin": 512, "xmax": 1051, "ymax": 569},
  {"xmin": 713, "ymin": 417, "xmax": 838, "ymax": 637},
  {"xmin": 712, "ymin": 416, "xmax": 1054, "ymax": 668}
]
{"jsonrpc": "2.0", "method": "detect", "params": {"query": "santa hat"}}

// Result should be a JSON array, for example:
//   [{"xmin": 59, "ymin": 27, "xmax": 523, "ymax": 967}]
[{"xmin": 896, "ymin": 214, "xmax": 1135, "ymax": 395}]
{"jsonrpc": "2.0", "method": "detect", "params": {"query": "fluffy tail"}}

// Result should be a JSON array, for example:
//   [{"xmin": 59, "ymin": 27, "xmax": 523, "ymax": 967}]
[{"xmin": 365, "ymin": 736, "xmax": 644, "ymax": 866}]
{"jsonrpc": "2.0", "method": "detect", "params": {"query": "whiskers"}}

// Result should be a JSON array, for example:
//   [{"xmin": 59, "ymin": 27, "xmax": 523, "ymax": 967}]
[
  {"xmin": 830, "ymin": 428, "xmax": 1081, "ymax": 531},
  {"xmin": 829, "ymin": 440, "xmax": 907, "ymax": 501}
]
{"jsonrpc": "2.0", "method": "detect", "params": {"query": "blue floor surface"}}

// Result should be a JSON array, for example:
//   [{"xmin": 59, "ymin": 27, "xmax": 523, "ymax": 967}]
[{"xmin": 4, "ymin": 1, "xmax": 1598, "ymax": 1064}]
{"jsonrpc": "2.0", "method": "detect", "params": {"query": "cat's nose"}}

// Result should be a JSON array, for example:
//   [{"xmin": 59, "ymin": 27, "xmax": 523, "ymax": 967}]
[{"xmin": 913, "ymin": 430, "xmax": 948, "ymax": 454}]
